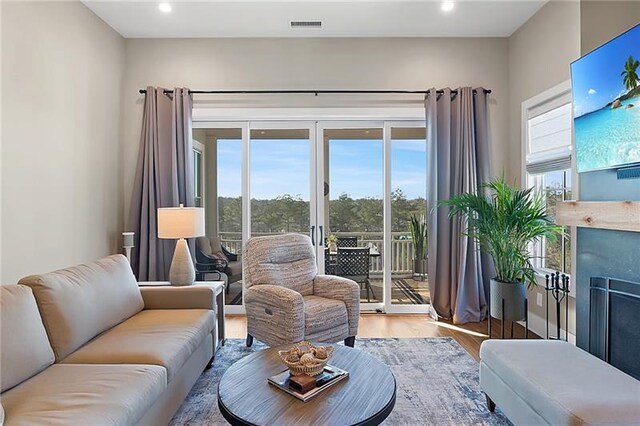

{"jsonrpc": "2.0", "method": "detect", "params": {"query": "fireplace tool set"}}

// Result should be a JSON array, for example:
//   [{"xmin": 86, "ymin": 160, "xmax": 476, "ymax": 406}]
[{"xmin": 545, "ymin": 272, "xmax": 570, "ymax": 341}]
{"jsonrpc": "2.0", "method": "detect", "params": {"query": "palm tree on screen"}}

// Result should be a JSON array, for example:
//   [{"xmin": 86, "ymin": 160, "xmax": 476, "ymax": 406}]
[{"xmin": 621, "ymin": 55, "xmax": 640, "ymax": 92}]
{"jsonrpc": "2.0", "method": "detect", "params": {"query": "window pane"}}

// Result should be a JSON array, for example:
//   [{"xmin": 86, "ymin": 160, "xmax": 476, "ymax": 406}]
[
  {"xmin": 390, "ymin": 127, "xmax": 429, "ymax": 306},
  {"xmin": 527, "ymin": 168, "xmax": 571, "ymax": 274},
  {"xmin": 218, "ymin": 137, "xmax": 243, "ymax": 245},
  {"xmin": 212, "ymin": 129, "xmax": 243, "ymax": 306},
  {"xmin": 250, "ymin": 129, "xmax": 310, "ymax": 237},
  {"xmin": 193, "ymin": 150, "xmax": 202, "ymax": 207},
  {"xmin": 324, "ymin": 128, "xmax": 383, "ymax": 304}
]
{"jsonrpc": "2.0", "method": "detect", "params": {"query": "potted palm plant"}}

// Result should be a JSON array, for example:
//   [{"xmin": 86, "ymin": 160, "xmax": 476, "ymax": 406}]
[
  {"xmin": 409, "ymin": 214, "xmax": 428, "ymax": 277},
  {"xmin": 439, "ymin": 178, "xmax": 562, "ymax": 321}
]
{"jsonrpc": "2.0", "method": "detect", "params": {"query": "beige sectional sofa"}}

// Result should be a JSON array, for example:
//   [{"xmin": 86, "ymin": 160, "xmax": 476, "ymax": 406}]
[{"xmin": 0, "ymin": 255, "xmax": 218, "ymax": 425}]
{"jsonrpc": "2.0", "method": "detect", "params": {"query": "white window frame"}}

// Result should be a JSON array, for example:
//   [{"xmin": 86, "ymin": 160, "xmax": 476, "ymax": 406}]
[{"xmin": 521, "ymin": 80, "xmax": 577, "ymax": 290}]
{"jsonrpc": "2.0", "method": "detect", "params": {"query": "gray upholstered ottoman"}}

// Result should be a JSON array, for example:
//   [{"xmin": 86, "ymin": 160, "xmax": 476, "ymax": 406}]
[{"xmin": 480, "ymin": 340, "xmax": 640, "ymax": 425}]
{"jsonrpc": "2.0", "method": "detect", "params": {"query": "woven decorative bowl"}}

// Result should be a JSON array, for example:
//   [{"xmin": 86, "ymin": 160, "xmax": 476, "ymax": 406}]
[{"xmin": 278, "ymin": 341, "xmax": 334, "ymax": 376}]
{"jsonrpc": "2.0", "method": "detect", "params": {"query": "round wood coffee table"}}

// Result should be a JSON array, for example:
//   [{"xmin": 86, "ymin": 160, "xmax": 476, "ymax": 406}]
[{"xmin": 218, "ymin": 344, "xmax": 396, "ymax": 425}]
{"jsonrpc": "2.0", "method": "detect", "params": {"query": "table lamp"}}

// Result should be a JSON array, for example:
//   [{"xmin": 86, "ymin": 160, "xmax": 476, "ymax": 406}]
[{"xmin": 157, "ymin": 204, "xmax": 205, "ymax": 286}]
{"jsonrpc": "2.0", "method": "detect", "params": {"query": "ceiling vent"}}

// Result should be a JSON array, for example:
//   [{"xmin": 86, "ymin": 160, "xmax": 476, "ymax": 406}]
[{"xmin": 290, "ymin": 20, "xmax": 322, "ymax": 29}]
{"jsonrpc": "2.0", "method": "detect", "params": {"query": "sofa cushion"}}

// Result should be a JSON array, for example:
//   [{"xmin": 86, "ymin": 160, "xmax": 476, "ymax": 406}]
[
  {"xmin": 18, "ymin": 255, "xmax": 144, "ymax": 361},
  {"xmin": 480, "ymin": 340, "xmax": 640, "ymax": 425},
  {"xmin": 303, "ymin": 295, "xmax": 348, "ymax": 342},
  {"xmin": 0, "ymin": 285, "xmax": 55, "ymax": 392},
  {"xmin": 1, "ymin": 364, "xmax": 166, "ymax": 426},
  {"xmin": 62, "ymin": 309, "xmax": 214, "ymax": 382}
]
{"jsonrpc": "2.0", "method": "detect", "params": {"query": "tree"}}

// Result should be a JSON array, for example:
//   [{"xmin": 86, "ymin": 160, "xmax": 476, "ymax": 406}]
[
  {"xmin": 357, "ymin": 197, "xmax": 383, "ymax": 232},
  {"xmin": 276, "ymin": 194, "xmax": 308, "ymax": 233},
  {"xmin": 391, "ymin": 189, "xmax": 413, "ymax": 232},
  {"xmin": 329, "ymin": 193, "xmax": 357, "ymax": 232},
  {"xmin": 214, "ymin": 192, "xmax": 427, "ymax": 237},
  {"xmin": 621, "ymin": 55, "xmax": 640, "ymax": 92},
  {"xmin": 219, "ymin": 196, "xmax": 242, "ymax": 234}
]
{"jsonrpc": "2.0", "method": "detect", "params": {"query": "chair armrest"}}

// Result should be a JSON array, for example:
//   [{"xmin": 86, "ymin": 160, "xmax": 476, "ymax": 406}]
[
  {"xmin": 244, "ymin": 285, "xmax": 305, "ymax": 345},
  {"xmin": 196, "ymin": 260, "xmax": 227, "ymax": 272},
  {"xmin": 198, "ymin": 253, "xmax": 229, "ymax": 268},
  {"xmin": 313, "ymin": 275, "xmax": 360, "ymax": 337},
  {"xmin": 140, "ymin": 286, "xmax": 216, "ymax": 310},
  {"xmin": 222, "ymin": 245, "xmax": 238, "ymax": 261}
]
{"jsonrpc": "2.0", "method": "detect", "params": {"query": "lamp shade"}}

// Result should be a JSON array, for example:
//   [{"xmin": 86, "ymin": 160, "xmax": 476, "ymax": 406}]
[{"xmin": 157, "ymin": 206, "xmax": 205, "ymax": 239}]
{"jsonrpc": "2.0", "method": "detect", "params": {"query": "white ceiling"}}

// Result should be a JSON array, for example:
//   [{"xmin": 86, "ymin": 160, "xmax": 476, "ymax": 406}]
[{"xmin": 83, "ymin": 0, "xmax": 547, "ymax": 38}]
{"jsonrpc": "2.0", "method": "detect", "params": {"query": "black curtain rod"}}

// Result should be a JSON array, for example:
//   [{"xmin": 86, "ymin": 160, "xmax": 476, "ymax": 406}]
[{"xmin": 138, "ymin": 88, "xmax": 491, "ymax": 95}]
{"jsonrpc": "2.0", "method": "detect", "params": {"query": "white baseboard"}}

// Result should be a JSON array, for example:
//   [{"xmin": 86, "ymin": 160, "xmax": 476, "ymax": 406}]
[{"xmin": 519, "ymin": 311, "xmax": 575, "ymax": 345}]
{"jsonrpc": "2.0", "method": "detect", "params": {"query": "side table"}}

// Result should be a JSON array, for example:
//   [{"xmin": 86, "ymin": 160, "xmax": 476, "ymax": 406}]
[{"xmin": 139, "ymin": 281, "xmax": 226, "ymax": 351}]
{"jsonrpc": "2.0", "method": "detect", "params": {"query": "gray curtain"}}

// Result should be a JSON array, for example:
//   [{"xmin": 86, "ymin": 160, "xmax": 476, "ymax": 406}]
[
  {"xmin": 128, "ymin": 87, "xmax": 194, "ymax": 281},
  {"xmin": 426, "ymin": 87, "xmax": 492, "ymax": 324}
]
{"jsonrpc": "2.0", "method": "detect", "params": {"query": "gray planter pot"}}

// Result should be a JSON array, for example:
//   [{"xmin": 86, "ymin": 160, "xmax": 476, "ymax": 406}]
[
  {"xmin": 413, "ymin": 259, "xmax": 428, "ymax": 275},
  {"xmin": 490, "ymin": 279, "xmax": 526, "ymax": 321}
]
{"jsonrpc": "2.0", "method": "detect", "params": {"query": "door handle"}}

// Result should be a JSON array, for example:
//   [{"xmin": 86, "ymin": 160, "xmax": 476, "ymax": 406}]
[
  {"xmin": 319, "ymin": 226, "xmax": 324, "ymax": 246},
  {"xmin": 310, "ymin": 225, "xmax": 316, "ymax": 245}
]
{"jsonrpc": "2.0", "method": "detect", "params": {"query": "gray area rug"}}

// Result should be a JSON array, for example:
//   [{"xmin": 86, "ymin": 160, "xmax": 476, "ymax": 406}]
[{"xmin": 171, "ymin": 338, "xmax": 511, "ymax": 425}]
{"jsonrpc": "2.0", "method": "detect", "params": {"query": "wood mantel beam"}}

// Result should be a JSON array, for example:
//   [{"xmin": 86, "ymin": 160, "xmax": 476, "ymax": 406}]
[{"xmin": 556, "ymin": 201, "xmax": 640, "ymax": 232}]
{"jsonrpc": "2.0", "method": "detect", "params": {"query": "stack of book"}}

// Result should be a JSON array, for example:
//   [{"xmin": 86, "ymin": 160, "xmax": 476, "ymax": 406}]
[{"xmin": 268, "ymin": 365, "xmax": 349, "ymax": 402}]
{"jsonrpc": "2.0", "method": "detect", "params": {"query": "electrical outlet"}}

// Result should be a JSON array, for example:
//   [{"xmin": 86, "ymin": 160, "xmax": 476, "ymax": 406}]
[{"xmin": 536, "ymin": 293, "xmax": 543, "ymax": 307}]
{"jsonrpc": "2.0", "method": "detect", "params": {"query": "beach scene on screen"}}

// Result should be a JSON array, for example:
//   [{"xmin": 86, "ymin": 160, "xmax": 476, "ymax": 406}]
[{"xmin": 571, "ymin": 25, "xmax": 640, "ymax": 172}]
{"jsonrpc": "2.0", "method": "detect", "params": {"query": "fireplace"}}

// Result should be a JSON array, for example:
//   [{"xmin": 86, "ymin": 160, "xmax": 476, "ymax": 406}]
[{"xmin": 589, "ymin": 277, "xmax": 640, "ymax": 380}]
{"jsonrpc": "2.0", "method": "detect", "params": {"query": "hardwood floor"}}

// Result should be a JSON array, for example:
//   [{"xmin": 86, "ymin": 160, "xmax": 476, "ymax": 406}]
[{"xmin": 225, "ymin": 313, "xmax": 537, "ymax": 361}]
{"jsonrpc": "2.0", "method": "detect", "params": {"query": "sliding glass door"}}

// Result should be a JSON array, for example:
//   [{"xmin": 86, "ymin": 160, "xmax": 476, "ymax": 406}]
[
  {"xmin": 193, "ymin": 120, "xmax": 428, "ymax": 314},
  {"xmin": 388, "ymin": 124, "xmax": 429, "ymax": 310},
  {"xmin": 317, "ymin": 123, "xmax": 385, "ymax": 309}
]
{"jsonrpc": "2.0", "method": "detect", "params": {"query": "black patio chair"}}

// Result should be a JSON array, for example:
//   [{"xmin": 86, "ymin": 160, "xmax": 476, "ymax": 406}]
[
  {"xmin": 324, "ymin": 247, "xmax": 337, "ymax": 275},
  {"xmin": 336, "ymin": 247, "xmax": 375, "ymax": 302},
  {"xmin": 336, "ymin": 236, "xmax": 358, "ymax": 247}
]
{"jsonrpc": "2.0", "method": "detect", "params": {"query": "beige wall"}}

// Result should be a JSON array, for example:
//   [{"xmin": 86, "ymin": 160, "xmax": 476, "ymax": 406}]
[
  {"xmin": 580, "ymin": 1, "xmax": 640, "ymax": 55},
  {"xmin": 507, "ymin": 0, "xmax": 581, "ymax": 184},
  {"xmin": 507, "ymin": 0, "xmax": 581, "ymax": 338},
  {"xmin": 1, "ymin": 2, "xmax": 125, "ymax": 282},
  {"xmin": 121, "ymin": 37, "xmax": 510, "ymax": 221}
]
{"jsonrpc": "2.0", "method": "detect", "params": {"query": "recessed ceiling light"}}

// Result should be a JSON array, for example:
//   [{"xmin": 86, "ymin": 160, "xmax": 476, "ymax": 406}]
[
  {"xmin": 441, "ymin": 1, "xmax": 454, "ymax": 12},
  {"xmin": 158, "ymin": 3, "xmax": 172, "ymax": 13}
]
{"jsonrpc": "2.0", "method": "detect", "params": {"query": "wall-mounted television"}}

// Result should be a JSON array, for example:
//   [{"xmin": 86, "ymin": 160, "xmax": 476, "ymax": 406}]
[{"xmin": 571, "ymin": 23, "xmax": 640, "ymax": 173}]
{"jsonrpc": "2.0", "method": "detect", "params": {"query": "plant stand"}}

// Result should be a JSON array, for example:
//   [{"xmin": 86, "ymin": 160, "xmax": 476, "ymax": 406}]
[{"xmin": 488, "ymin": 298, "xmax": 529, "ymax": 339}]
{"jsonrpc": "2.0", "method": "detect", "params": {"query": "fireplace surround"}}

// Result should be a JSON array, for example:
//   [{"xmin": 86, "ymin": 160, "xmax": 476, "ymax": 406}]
[{"xmin": 589, "ymin": 277, "xmax": 640, "ymax": 380}]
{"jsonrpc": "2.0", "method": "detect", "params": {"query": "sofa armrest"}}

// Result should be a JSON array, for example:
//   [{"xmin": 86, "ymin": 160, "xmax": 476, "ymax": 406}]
[
  {"xmin": 140, "ymin": 286, "xmax": 216, "ymax": 310},
  {"xmin": 313, "ymin": 275, "xmax": 360, "ymax": 337},
  {"xmin": 244, "ymin": 285, "xmax": 305, "ymax": 345}
]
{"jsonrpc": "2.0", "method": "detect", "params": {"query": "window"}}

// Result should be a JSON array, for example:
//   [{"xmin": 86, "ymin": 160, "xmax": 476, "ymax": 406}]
[
  {"xmin": 528, "ymin": 170, "xmax": 572, "ymax": 273},
  {"xmin": 523, "ymin": 82, "xmax": 573, "ymax": 275},
  {"xmin": 193, "ymin": 145, "xmax": 204, "ymax": 208}
]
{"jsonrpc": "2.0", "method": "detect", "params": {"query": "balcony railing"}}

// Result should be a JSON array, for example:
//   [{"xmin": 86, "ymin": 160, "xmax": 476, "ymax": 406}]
[{"xmin": 219, "ymin": 231, "xmax": 420, "ymax": 276}]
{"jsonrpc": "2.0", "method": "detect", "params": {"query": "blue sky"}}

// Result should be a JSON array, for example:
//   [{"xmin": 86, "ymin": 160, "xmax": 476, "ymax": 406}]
[
  {"xmin": 217, "ymin": 138, "xmax": 426, "ymax": 200},
  {"xmin": 571, "ymin": 25, "xmax": 640, "ymax": 118}
]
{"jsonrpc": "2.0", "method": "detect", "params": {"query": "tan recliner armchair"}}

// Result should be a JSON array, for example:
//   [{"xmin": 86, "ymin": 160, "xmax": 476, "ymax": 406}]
[{"xmin": 243, "ymin": 233, "xmax": 360, "ymax": 348}]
